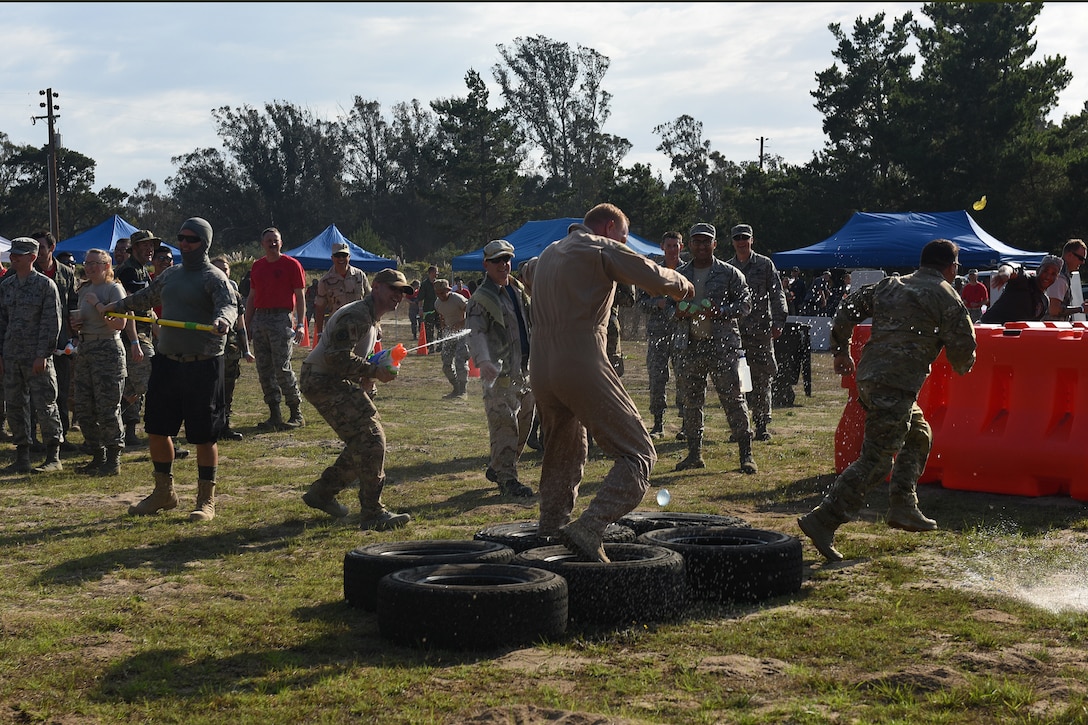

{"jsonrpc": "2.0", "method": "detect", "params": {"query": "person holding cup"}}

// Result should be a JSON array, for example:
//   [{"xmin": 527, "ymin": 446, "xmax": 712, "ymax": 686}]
[{"xmin": 73, "ymin": 248, "xmax": 135, "ymax": 476}]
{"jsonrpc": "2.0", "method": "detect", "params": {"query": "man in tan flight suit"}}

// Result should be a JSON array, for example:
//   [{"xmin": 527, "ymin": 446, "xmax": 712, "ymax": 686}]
[{"xmin": 530, "ymin": 204, "xmax": 694, "ymax": 563}]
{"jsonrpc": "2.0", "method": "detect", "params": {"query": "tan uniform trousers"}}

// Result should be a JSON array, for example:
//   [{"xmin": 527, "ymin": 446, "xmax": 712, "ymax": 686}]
[{"xmin": 533, "ymin": 330, "xmax": 655, "ymax": 535}]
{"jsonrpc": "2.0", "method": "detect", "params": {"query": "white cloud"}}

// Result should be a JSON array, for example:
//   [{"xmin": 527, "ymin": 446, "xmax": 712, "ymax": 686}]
[{"xmin": 0, "ymin": 1, "xmax": 1083, "ymax": 198}]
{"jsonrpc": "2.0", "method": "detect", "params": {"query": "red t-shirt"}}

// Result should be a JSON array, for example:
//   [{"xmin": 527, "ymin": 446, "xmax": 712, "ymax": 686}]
[
  {"xmin": 249, "ymin": 255, "xmax": 306, "ymax": 309},
  {"xmin": 961, "ymin": 281, "xmax": 989, "ymax": 309}
]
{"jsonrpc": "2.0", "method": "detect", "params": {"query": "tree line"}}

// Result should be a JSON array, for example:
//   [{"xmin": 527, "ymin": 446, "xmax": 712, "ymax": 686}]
[{"xmin": 1, "ymin": 3, "xmax": 1085, "ymax": 266}]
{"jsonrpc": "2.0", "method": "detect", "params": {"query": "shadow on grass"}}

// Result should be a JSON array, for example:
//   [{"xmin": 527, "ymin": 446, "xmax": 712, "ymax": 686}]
[
  {"xmin": 32, "ymin": 517, "xmax": 318, "ymax": 586},
  {"xmin": 90, "ymin": 601, "xmax": 553, "ymax": 705},
  {"xmin": 91, "ymin": 588, "xmax": 815, "ymax": 707}
]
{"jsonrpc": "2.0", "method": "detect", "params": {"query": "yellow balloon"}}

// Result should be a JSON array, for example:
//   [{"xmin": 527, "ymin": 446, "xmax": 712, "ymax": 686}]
[{"xmin": 972, "ymin": 195, "xmax": 987, "ymax": 211}]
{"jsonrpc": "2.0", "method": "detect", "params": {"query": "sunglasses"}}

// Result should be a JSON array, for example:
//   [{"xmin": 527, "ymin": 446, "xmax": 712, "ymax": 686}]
[
  {"xmin": 1075, "ymin": 253, "xmax": 1087, "ymax": 263},
  {"xmin": 333, "ymin": 252, "xmax": 349, "ymax": 258},
  {"xmin": 177, "ymin": 234, "xmax": 202, "ymax": 244},
  {"xmin": 732, "ymin": 235, "xmax": 751, "ymax": 242}
]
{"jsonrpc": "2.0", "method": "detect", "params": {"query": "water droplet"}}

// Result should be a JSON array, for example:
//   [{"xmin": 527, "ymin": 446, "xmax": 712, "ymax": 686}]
[{"xmin": 656, "ymin": 488, "xmax": 671, "ymax": 506}]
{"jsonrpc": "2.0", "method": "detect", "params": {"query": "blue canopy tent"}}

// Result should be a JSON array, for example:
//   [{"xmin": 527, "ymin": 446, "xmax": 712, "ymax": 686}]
[
  {"xmin": 284, "ymin": 224, "xmax": 397, "ymax": 272},
  {"xmin": 54, "ymin": 215, "xmax": 181, "ymax": 262},
  {"xmin": 772, "ymin": 211, "xmax": 1047, "ymax": 271},
  {"xmin": 451, "ymin": 218, "xmax": 661, "ymax": 272}
]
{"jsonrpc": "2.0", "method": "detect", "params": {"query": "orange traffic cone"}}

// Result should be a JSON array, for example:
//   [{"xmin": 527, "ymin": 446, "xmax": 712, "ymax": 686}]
[
  {"xmin": 416, "ymin": 322, "xmax": 429, "ymax": 355},
  {"xmin": 468, "ymin": 355, "xmax": 480, "ymax": 378},
  {"xmin": 373, "ymin": 339, "xmax": 382, "ymax": 354},
  {"xmin": 300, "ymin": 319, "xmax": 311, "ymax": 348}
]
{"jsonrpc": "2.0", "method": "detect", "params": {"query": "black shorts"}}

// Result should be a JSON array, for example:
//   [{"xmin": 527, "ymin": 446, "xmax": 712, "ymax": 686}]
[{"xmin": 144, "ymin": 355, "xmax": 225, "ymax": 444}]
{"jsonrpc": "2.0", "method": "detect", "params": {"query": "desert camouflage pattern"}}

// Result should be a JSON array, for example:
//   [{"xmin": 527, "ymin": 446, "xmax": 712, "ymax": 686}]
[{"xmin": 315, "ymin": 266, "xmax": 370, "ymax": 319}]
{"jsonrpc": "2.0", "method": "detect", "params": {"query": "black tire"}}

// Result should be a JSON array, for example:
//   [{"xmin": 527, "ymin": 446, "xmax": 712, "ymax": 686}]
[
  {"xmin": 637, "ymin": 526, "xmax": 802, "ymax": 603},
  {"xmin": 376, "ymin": 563, "xmax": 567, "ymax": 650},
  {"xmin": 513, "ymin": 543, "xmax": 687, "ymax": 627},
  {"xmin": 344, "ymin": 539, "xmax": 514, "ymax": 611},
  {"xmin": 618, "ymin": 511, "xmax": 750, "ymax": 536},
  {"xmin": 474, "ymin": 521, "xmax": 635, "ymax": 553}
]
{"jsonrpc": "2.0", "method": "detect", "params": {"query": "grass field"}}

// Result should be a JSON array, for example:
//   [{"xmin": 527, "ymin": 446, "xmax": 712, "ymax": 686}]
[{"xmin": 1, "ymin": 308, "xmax": 1087, "ymax": 724}]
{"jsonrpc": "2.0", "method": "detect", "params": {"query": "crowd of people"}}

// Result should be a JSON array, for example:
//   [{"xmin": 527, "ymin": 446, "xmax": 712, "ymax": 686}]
[{"xmin": 2, "ymin": 214, "xmax": 1086, "ymax": 562}]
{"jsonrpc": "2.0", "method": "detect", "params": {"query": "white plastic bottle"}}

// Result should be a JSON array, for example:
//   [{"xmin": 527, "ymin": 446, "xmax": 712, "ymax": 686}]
[{"xmin": 738, "ymin": 350, "xmax": 753, "ymax": 393}]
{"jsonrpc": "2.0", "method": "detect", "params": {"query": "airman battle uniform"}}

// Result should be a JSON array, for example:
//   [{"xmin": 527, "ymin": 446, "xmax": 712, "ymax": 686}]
[
  {"xmin": 674, "ymin": 256, "xmax": 754, "ymax": 471},
  {"xmin": 727, "ymin": 248, "xmax": 788, "ymax": 440},
  {"xmin": 0, "ymin": 243, "xmax": 63, "ymax": 473}
]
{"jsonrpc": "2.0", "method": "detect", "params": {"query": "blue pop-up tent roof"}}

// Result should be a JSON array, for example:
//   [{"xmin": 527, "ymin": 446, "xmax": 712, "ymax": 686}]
[
  {"xmin": 451, "ymin": 218, "xmax": 661, "ymax": 272},
  {"xmin": 54, "ymin": 215, "xmax": 181, "ymax": 262},
  {"xmin": 772, "ymin": 211, "xmax": 1046, "ymax": 270},
  {"xmin": 284, "ymin": 224, "xmax": 397, "ymax": 272}
]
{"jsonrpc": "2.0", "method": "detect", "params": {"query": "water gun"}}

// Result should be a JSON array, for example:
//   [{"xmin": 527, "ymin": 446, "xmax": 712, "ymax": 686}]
[
  {"xmin": 678, "ymin": 298, "xmax": 715, "ymax": 317},
  {"xmin": 367, "ymin": 343, "xmax": 408, "ymax": 374}
]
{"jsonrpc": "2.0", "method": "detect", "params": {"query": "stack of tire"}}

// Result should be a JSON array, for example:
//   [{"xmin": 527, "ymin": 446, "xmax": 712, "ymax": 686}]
[{"xmin": 346, "ymin": 514, "xmax": 803, "ymax": 651}]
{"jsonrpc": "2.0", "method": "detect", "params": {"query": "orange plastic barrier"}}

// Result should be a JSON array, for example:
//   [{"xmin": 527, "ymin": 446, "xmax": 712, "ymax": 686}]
[
  {"xmin": 468, "ymin": 355, "xmax": 480, "ymax": 378},
  {"xmin": 834, "ymin": 322, "xmax": 1088, "ymax": 502}
]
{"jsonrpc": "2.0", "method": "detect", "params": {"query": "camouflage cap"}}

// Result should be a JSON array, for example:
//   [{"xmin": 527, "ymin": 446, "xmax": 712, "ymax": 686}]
[
  {"xmin": 689, "ymin": 222, "xmax": 716, "ymax": 239},
  {"xmin": 8, "ymin": 237, "xmax": 39, "ymax": 256}
]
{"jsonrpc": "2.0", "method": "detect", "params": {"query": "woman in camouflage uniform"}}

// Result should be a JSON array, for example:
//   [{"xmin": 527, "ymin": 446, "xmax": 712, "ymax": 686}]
[{"xmin": 73, "ymin": 248, "xmax": 134, "ymax": 476}]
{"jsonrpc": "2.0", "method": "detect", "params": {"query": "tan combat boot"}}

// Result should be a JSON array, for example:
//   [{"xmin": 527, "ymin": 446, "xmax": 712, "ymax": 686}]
[
  {"xmin": 129, "ymin": 472, "xmax": 179, "ymax": 515},
  {"xmin": 359, "ymin": 477, "xmax": 409, "ymax": 531},
  {"xmin": 190, "ymin": 480, "xmax": 216, "ymax": 522},
  {"xmin": 797, "ymin": 505, "xmax": 845, "ymax": 562},
  {"xmin": 887, "ymin": 495, "xmax": 938, "ymax": 532}
]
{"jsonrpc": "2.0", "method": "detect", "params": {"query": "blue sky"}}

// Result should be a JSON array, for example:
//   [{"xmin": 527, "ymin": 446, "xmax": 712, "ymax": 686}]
[{"xmin": 1, "ymin": 2, "xmax": 1085, "ymax": 194}]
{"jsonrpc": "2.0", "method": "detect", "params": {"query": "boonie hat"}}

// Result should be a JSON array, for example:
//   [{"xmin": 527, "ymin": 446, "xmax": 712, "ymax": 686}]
[
  {"xmin": 483, "ymin": 239, "xmax": 515, "ymax": 261},
  {"xmin": 332, "ymin": 241, "xmax": 350, "ymax": 256},
  {"xmin": 689, "ymin": 222, "xmax": 716, "ymax": 239},
  {"xmin": 373, "ymin": 268, "xmax": 414, "ymax": 294},
  {"xmin": 129, "ymin": 229, "xmax": 162, "ymax": 247},
  {"xmin": 8, "ymin": 237, "xmax": 39, "ymax": 256},
  {"xmin": 434, "ymin": 278, "xmax": 451, "ymax": 293},
  {"xmin": 731, "ymin": 224, "xmax": 753, "ymax": 239}
]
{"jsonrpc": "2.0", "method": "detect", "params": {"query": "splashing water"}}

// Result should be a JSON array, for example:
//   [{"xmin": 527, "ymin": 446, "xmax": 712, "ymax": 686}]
[{"xmin": 948, "ymin": 526, "xmax": 1088, "ymax": 613}]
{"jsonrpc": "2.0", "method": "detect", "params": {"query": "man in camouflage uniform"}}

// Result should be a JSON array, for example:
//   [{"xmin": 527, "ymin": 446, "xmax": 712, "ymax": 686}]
[
  {"xmin": 798, "ymin": 239, "xmax": 977, "ymax": 562},
  {"xmin": 31, "ymin": 230, "xmax": 78, "ymax": 451},
  {"xmin": 674, "ymin": 222, "xmax": 757, "ymax": 474},
  {"xmin": 637, "ymin": 230, "xmax": 685, "ymax": 438},
  {"xmin": 465, "ymin": 240, "xmax": 535, "ymax": 498},
  {"xmin": 299, "ymin": 268, "xmax": 413, "ymax": 531},
  {"xmin": 312, "ymin": 240, "xmax": 371, "ymax": 340},
  {"xmin": 0, "ymin": 237, "xmax": 64, "ymax": 474},
  {"xmin": 115, "ymin": 229, "xmax": 158, "ymax": 448},
  {"xmin": 105, "ymin": 218, "xmax": 238, "ymax": 523},
  {"xmin": 727, "ymin": 223, "xmax": 789, "ymax": 441},
  {"xmin": 211, "ymin": 256, "xmax": 254, "ymax": 440},
  {"xmin": 433, "ymin": 278, "xmax": 470, "ymax": 399}
]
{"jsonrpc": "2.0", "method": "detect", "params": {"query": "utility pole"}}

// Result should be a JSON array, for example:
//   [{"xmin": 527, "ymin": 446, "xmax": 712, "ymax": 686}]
[
  {"xmin": 757, "ymin": 136, "xmax": 767, "ymax": 171},
  {"xmin": 34, "ymin": 88, "xmax": 61, "ymax": 238}
]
